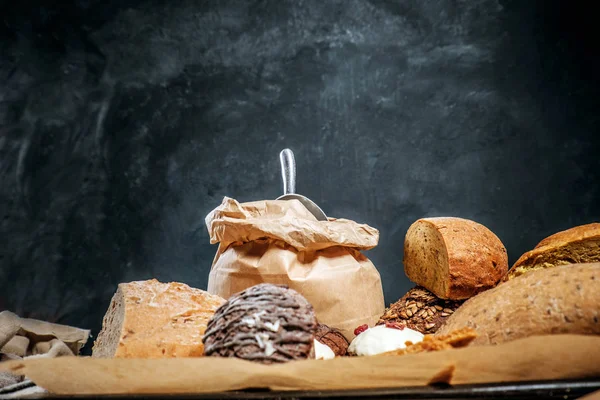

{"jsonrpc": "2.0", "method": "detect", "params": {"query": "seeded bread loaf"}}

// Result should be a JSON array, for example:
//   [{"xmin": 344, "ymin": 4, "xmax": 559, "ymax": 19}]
[
  {"xmin": 92, "ymin": 279, "xmax": 225, "ymax": 358},
  {"xmin": 436, "ymin": 263, "xmax": 600, "ymax": 345},
  {"xmin": 506, "ymin": 223, "xmax": 600, "ymax": 281},
  {"xmin": 377, "ymin": 287, "xmax": 463, "ymax": 334},
  {"xmin": 404, "ymin": 217, "xmax": 508, "ymax": 300}
]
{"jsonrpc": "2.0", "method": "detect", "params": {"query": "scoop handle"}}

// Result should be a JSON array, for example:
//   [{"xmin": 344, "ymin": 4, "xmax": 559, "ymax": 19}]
[{"xmin": 279, "ymin": 149, "xmax": 296, "ymax": 195}]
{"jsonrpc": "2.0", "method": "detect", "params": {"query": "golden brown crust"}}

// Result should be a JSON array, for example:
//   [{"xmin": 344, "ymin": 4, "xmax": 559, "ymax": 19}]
[
  {"xmin": 404, "ymin": 217, "xmax": 508, "ymax": 300},
  {"xmin": 93, "ymin": 279, "xmax": 225, "ymax": 358},
  {"xmin": 535, "ymin": 223, "xmax": 600, "ymax": 249},
  {"xmin": 507, "ymin": 223, "xmax": 600, "ymax": 280},
  {"xmin": 436, "ymin": 263, "xmax": 600, "ymax": 345}
]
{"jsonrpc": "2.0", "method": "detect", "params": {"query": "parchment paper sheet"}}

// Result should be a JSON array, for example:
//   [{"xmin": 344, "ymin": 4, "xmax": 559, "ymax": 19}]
[{"xmin": 1, "ymin": 334, "xmax": 599, "ymax": 396}]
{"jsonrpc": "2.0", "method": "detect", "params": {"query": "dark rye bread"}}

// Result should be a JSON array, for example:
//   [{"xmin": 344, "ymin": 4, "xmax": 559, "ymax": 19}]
[
  {"xmin": 404, "ymin": 217, "xmax": 508, "ymax": 300},
  {"xmin": 202, "ymin": 283, "xmax": 317, "ymax": 364},
  {"xmin": 377, "ymin": 287, "xmax": 463, "ymax": 334},
  {"xmin": 436, "ymin": 263, "xmax": 600, "ymax": 345},
  {"xmin": 315, "ymin": 323, "xmax": 349, "ymax": 356}
]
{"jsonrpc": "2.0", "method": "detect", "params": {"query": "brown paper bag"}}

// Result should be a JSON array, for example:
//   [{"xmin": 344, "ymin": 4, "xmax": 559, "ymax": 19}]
[{"xmin": 205, "ymin": 197, "xmax": 385, "ymax": 339}]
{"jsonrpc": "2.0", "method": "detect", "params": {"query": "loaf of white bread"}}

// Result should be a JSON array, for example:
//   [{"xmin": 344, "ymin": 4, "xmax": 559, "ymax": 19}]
[
  {"xmin": 404, "ymin": 217, "xmax": 508, "ymax": 300},
  {"xmin": 436, "ymin": 263, "xmax": 600, "ymax": 345},
  {"xmin": 92, "ymin": 279, "xmax": 225, "ymax": 358},
  {"xmin": 506, "ymin": 223, "xmax": 600, "ymax": 281}
]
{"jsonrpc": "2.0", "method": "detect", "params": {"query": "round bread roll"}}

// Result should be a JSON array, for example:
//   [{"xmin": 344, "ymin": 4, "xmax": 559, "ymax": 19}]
[
  {"xmin": 404, "ymin": 217, "xmax": 508, "ymax": 300},
  {"xmin": 436, "ymin": 263, "xmax": 600, "ymax": 345},
  {"xmin": 202, "ymin": 283, "xmax": 317, "ymax": 364}
]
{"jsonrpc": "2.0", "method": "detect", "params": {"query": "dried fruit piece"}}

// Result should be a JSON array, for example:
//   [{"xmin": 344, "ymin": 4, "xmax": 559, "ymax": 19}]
[{"xmin": 354, "ymin": 324, "xmax": 369, "ymax": 336}]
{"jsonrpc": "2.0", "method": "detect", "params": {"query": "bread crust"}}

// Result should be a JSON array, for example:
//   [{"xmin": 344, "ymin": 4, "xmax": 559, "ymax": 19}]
[
  {"xmin": 535, "ymin": 223, "xmax": 600, "ymax": 249},
  {"xmin": 92, "ymin": 279, "xmax": 225, "ymax": 358},
  {"xmin": 507, "ymin": 223, "xmax": 600, "ymax": 280},
  {"xmin": 436, "ymin": 263, "xmax": 600, "ymax": 345},
  {"xmin": 404, "ymin": 217, "xmax": 508, "ymax": 300}
]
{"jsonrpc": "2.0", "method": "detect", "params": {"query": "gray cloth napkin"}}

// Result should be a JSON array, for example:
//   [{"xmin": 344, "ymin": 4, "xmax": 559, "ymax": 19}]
[
  {"xmin": 0, "ymin": 311, "xmax": 90, "ymax": 397},
  {"xmin": 0, "ymin": 379, "xmax": 46, "ymax": 399}
]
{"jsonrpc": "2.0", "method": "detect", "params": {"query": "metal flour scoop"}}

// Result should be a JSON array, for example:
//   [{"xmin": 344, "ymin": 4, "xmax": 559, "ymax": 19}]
[{"xmin": 276, "ymin": 148, "xmax": 328, "ymax": 221}]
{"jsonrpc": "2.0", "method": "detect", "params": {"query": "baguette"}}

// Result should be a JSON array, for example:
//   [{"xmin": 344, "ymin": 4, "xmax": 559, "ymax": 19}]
[
  {"xmin": 92, "ymin": 279, "xmax": 225, "ymax": 358},
  {"xmin": 404, "ymin": 217, "xmax": 508, "ymax": 300},
  {"xmin": 506, "ymin": 223, "xmax": 600, "ymax": 280},
  {"xmin": 436, "ymin": 263, "xmax": 600, "ymax": 345}
]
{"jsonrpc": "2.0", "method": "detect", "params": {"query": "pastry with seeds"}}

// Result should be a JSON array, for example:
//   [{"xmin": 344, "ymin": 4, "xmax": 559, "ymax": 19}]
[{"xmin": 377, "ymin": 286, "xmax": 463, "ymax": 334}]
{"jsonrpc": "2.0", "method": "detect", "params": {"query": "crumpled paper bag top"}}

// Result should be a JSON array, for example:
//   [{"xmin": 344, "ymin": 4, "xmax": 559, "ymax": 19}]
[
  {"xmin": 204, "ymin": 197, "xmax": 385, "ymax": 340},
  {"xmin": 205, "ymin": 197, "xmax": 379, "ymax": 252}
]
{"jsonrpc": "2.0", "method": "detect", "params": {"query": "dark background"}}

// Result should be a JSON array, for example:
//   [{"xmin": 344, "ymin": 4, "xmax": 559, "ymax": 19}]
[{"xmin": 0, "ymin": 0, "xmax": 599, "ymax": 350}]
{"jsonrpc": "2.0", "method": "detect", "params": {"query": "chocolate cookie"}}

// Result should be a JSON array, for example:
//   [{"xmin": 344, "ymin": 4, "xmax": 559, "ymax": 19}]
[
  {"xmin": 315, "ymin": 323, "xmax": 349, "ymax": 356},
  {"xmin": 202, "ymin": 283, "xmax": 317, "ymax": 364},
  {"xmin": 377, "ymin": 286, "xmax": 463, "ymax": 334}
]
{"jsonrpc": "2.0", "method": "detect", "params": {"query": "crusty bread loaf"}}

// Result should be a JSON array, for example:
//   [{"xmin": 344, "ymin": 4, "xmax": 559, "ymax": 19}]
[
  {"xmin": 506, "ymin": 223, "xmax": 600, "ymax": 280},
  {"xmin": 403, "ymin": 217, "xmax": 508, "ymax": 300},
  {"xmin": 92, "ymin": 279, "xmax": 225, "ymax": 358},
  {"xmin": 436, "ymin": 263, "xmax": 600, "ymax": 345}
]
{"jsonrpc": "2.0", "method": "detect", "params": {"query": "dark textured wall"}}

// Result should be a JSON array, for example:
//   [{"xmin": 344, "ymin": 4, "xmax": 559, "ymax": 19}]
[{"xmin": 1, "ymin": 0, "xmax": 599, "ymax": 349}]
